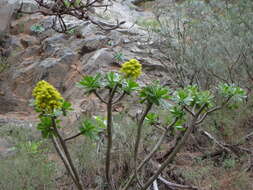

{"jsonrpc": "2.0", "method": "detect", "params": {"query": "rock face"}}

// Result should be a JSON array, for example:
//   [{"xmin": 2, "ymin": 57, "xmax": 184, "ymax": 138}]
[
  {"xmin": 0, "ymin": 0, "xmax": 171, "ymax": 118},
  {"xmin": 82, "ymin": 48, "xmax": 114, "ymax": 74},
  {"xmin": 0, "ymin": 0, "xmax": 38, "ymax": 33},
  {"xmin": 0, "ymin": 0, "xmax": 15, "ymax": 34}
]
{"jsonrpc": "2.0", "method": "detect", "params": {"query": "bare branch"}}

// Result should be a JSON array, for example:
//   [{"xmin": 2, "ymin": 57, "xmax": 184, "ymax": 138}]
[
  {"xmin": 153, "ymin": 180, "xmax": 159, "ymax": 190},
  {"xmin": 183, "ymin": 106, "xmax": 195, "ymax": 117},
  {"xmin": 112, "ymin": 92, "xmax": 126, "ymax": 104},
  {"xmin": 51, "ymin": 118, "xmax": 83, "ymax": 190},
  {"xmin": 235, "ymin": 131, "xmax": 253, "ymax": 146},
  {"xmin": 64, "ymin": 132, "xmax": 83, "ymax": 142},
  {"xmin": 121, "ymin": 118, "xmax": 178, "ymax": 190},
  {"xmin": 158, "ymin": 176, "xmax": 199, "ymax": 190},
  {"xmin": 200, "ymin": 130, "xmax": 233, "ymax": 154},
  {"xmin": 94, "ymin": 90, "xmax": 108, "ymax": 104},
  {"xmin": 133, "ymin": 103, "xmax": 153, "ymax": 188},
  {"xmin": 196, "ymin": 97, "xmax": 231, "ymax": 125},
  {"xmin": 51, "ymin": 137, "xmax": 78, "ymax": 186},
  {"xmin": 140, "ymin": 114, "xmax": 200, "ymax": 189},
  {"xmin": 19, "ymin": 0, "xmax": 125, "ymax": 33},
  {"xmin": 105, "ymin": 83, "xmax": 119, "ymax": 189}
]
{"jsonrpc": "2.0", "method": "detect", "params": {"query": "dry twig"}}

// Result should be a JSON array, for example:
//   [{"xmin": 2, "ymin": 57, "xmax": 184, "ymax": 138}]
[{"xmin": 18, "ymin": 0, "xmax": 125, "ymax": 33}]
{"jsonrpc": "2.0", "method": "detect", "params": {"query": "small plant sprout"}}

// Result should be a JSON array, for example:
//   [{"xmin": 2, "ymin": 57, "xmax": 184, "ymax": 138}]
[
  {"xmin": 63, "ymin": 0, "xmax": 82, "ymax": 8},
  {"xmin": 113, "ymin": 52, "xmax": 124, "ymax": 62},
  {"xmin": 0, "ymin": 56, "xmax": 9, "ymax": 73},
  {"xmin": 30, "ymin": 24, "xmax": 45, "ymax": 34}
]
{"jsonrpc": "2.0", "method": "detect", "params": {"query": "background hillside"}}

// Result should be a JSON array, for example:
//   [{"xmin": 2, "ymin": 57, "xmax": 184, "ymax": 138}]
[{"xmin": 0, "ymin": 0, "xmax": 252, "ymax": 189}]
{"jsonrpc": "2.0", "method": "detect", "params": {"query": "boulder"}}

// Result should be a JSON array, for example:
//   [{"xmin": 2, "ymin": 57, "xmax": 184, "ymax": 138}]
[
  {"xmin": 42, "ymin": 34, "xmax": 67, "ymax": 56},
  {"xmin": 0, "ymin": 0, "xmax": 15, "ymax": 34},
  {"xmin": 82, "ymin": 48, "xmax": 114, "ymax": 74},
  {"xmin": 79, "ymin": 35, "xmax": 109, "ymax": 55},
  {"xmin": 8, "ymin": 0, "xmax": 38, "ymax": 12},
  {"xmin": 0, "ymin": 0, "xmax": 38, "ymax": 34}
]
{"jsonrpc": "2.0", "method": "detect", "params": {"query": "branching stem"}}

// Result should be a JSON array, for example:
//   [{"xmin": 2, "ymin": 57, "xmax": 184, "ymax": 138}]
[{"xmin": 51, "ymin": 118, "xmax": 83, "ymax": 190}]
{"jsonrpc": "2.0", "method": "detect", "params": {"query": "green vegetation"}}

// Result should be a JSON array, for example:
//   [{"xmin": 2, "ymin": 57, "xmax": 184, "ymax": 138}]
[
  {"xmin": 154, "ymin": 0, "xmax": 253, "ymax": 90},
  {"xmin": 0, "ymin": 56, "xmax": 9, "ymax": 73},
  {"xmin": 0, "ymin": 125, "xmax": 56, "ymax": 190},
  {"xmin": 222, "ymin": 157, "xmax": 236, "ymax": 169},
  {"xmin": 63, "ymin": 0, "xmax": 81, "ymax": 8},
  {"xmin": 113, "ymin": 52, "xmax": 124, "ymax": 62},
  {"xmin": 1, "ymin": 0, "xmax": 252, "ymax": 189},
  {"xmin": 29, "ymin": 56, "xmax": 245, "ymax": 189},
  {"xmin": 136, "ymin": 18, "xmax": 161, "ymax": 32},
  {"xmin": 66, "ymin": 28, "xmax": 77, "ymax": 35},
  {"xmin": 30, "ymin": 24, "xmax": 45, "ymax": 34}
]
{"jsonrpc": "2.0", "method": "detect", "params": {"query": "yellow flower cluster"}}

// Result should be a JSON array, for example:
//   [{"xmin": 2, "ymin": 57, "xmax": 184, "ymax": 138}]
[
  {"xmin": 32, "ymin": 80, "xmax": 63, "ymax": 113},
  {"xmin": 120, "ymin": 59, "xmax": 142, "ymax": 79}
]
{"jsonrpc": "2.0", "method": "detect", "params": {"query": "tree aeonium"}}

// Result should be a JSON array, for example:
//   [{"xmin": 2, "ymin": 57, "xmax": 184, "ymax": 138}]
[
  {"xmin": 32, "ymin": 80, "xmax": 64, "ymax": 113},
  {"xmin": 120, "ymin": 59, "xmax": 142, "ymax": 79}
]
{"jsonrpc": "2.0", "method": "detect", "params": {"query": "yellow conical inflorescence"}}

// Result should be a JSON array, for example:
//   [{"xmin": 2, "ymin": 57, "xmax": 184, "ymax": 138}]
[
  {"xmin": 120, "ymin": 59, "xmax": 142, "ymax": 79},
  {"xmin": 32, "ymin": 80, "xmax": 63, "ymax": 113}
]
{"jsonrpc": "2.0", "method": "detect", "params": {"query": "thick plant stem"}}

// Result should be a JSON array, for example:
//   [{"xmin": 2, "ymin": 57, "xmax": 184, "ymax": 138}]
[
  {"xmin": 52, "ymin": 118, "xmax": 84, "ymax": 190},
  {"xmin": 140, "ymin": 118, "xmax": 197, "ymax": 189},
  {"xmin": 51, "ymin": 137, "xmax": 79, "ymax": 188},
  {"xmin": 106, "ymin": 99, "xmax": 113, "ymax": 188},
  {"xmin": 105, "ymin": 86, "xmax": 118, "ymax": 189},
  {"xmin": 140, "ymin": 105, "xmax": 207, "ymax": 190},
  {"xmin": 121, "ymin": 118, "xmax": 177, "ymax": 190},
  {"xmin": 133, "ymin": 103, "xmax": 153, "ymax": 186}
]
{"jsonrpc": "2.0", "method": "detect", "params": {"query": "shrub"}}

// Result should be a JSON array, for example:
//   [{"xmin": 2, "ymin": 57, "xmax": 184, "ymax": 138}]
[
  {"xmin": 0, "ymin": 125, "xmax": 56, "ymax": 190},
  {"xmin": 0, "ymin": 56, "xmax": 9, "ymax": 73},
  {"xmin": 30, "ymin": 24, "xmax": 45, "ymax": 34},
  {"xmin": 153, "ymin": 0, "xmax": 253, "ymax": 89},
  {"xmin": 136, "ymin": 18, "xmax": 161, "ymax": 32},
  {"xmin": 222, "ymin": 157, "xmax": 236, "ymax": 169},
  {"xmin": 30, "ymin": 57, "xmax": 246, "ymax": 189}
]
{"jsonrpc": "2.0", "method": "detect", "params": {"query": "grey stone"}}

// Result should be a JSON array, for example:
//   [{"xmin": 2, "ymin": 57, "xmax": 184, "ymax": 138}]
[
  {"xmin": 41, "ymin": 34, "xmax": 66, "ymax": 56},
  {"xmin": 79, "ymin": 35, "xmax": 109, "ymax": 55},
  {"xmin": 82, "ymin": 48, "xmax": 114, "ymax": 74},
  {"xmin": 39, "ymin": 58, "xmax": 60, "ymax": 69},
  {"xmin": 0, "ymin": 0, "xmax": 38, "ymax": 34},
  {"xmin": 59, "ymin": 50, "xmax": 76, "ymax": 64},
  {"xmin": 0, "ymin": 93, "xmax": 19, "ymax": 114},
  {"xmin": 22, "ymin": 45, "xmax": 41, "ymax": 57},
  {"xmin": 8, "ymin": 0, "xmax": 38, "ymax": 12},
  {"xmin": 79, "ymin": 22, "xmax": 101, "ymax": 37},
  {"xmin": 138, "ymin": 57, "xmax": 168, "ymax": 72},
  {"xmin": 0, "ymin": 0, "xmax": 15, "ymax": 33}
]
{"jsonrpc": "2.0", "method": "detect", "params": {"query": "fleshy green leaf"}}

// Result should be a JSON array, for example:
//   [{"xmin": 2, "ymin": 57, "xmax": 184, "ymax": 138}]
[
  {"xmin": 170, "ymin": 105, "xmax": 185, "ymax": 119},
  {"xmin": 79, "ymin": 118, "xmax": 105, "ymax": 140},
  {"xmin": 173, "ymin": 89, "xmax": 193, "ymax": 105},
  {"xmin": 78, "ymin": 74, "xmax": 101, "ymax": 93},
  {"xmin": 175, "ymin": 125, "xmax": 186, "ymax": 131},
  {"xmin": 105, "ymin": 72, "xmax": 121, "ymax": 89},
  {"xmin": 145, "ymin": 112, "xmax": 159, "ymax": 124},
  {"xmin": 122, "ymin": 79, "xmax": 139, "ymax": 94},
  {"xmin": 61, "ymin": 100, "xmax": 73, "ymax": 116},
  {"xmin": 30, "ymin": 24, "xmax": 45, "ymax": 33},
  {"xmin": 218, "ymin": 83, "xmax": 246, "ymax": 101},
  {"xmin": 37, "ymin": 116, "xmax": 55, "ymax": 138},
  {"xmin": 139, "ymin": 82, "xmax": 170, "ymax": 105}
]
